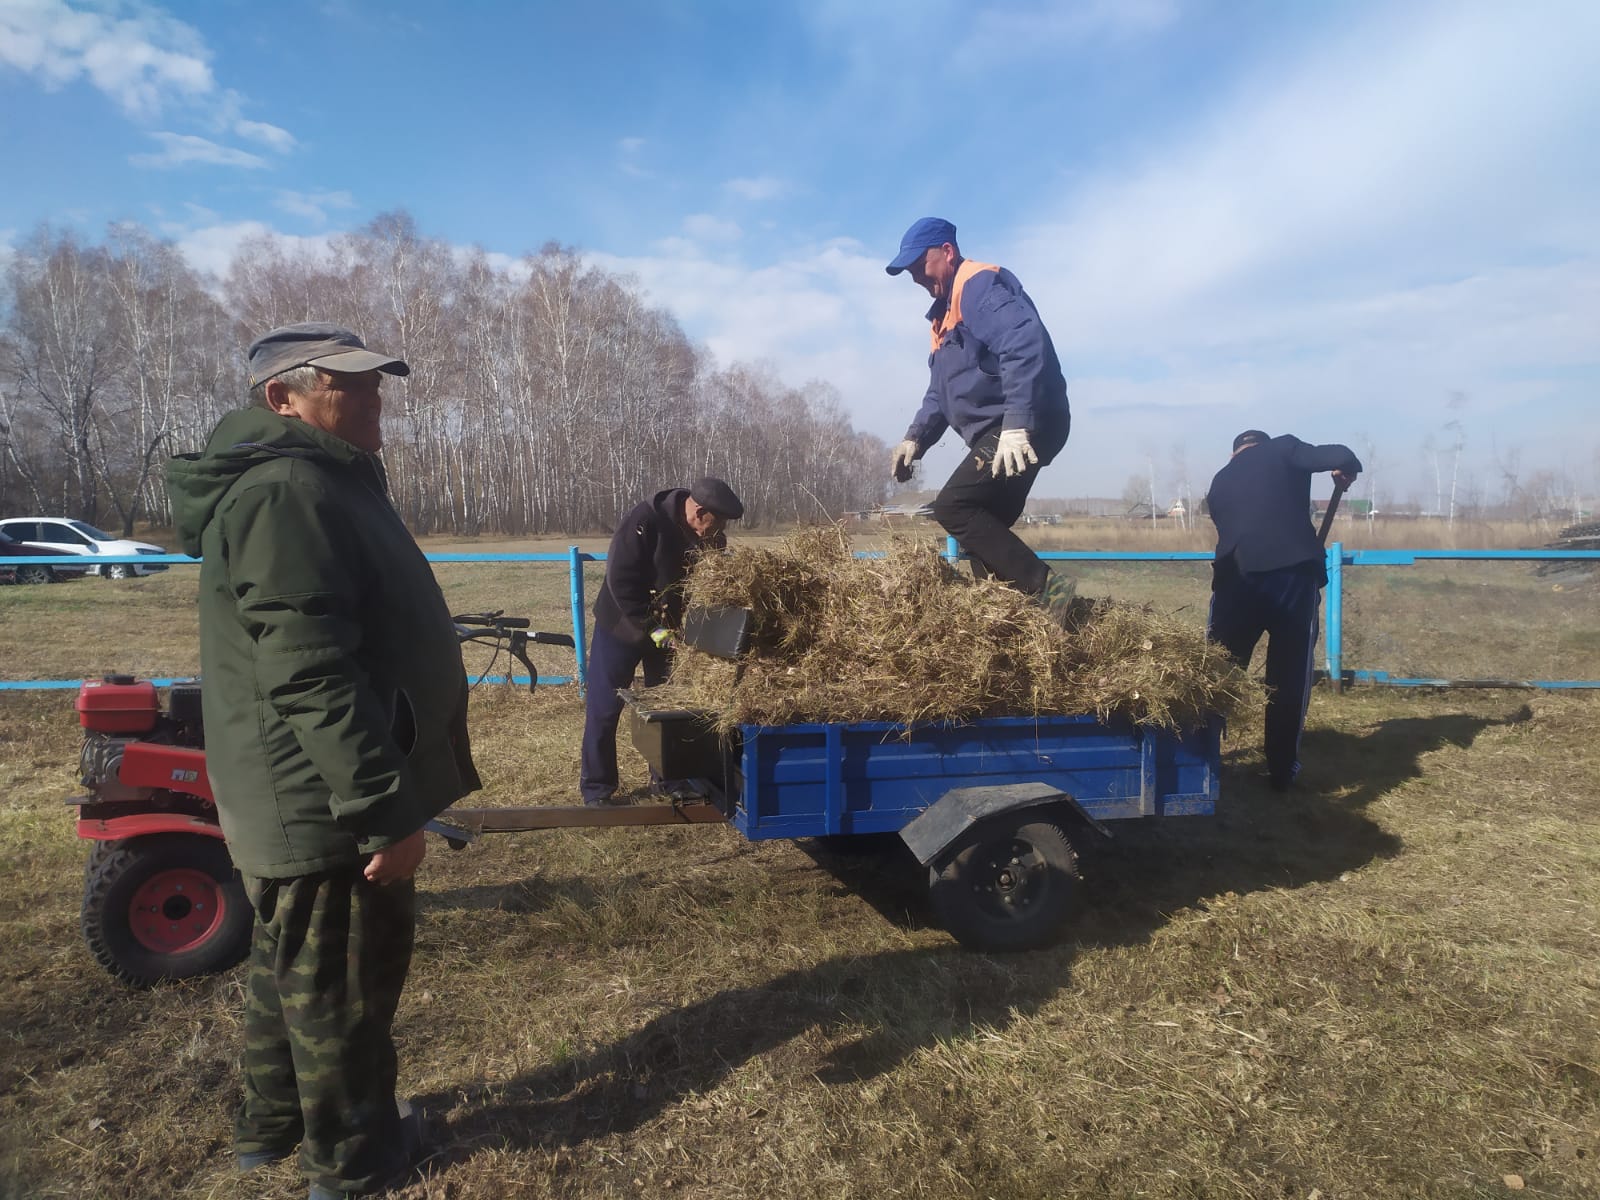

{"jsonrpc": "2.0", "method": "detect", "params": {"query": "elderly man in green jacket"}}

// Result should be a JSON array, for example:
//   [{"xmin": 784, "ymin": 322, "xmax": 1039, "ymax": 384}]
[{"xmin": 166, "ymin": 323, "xmax": 479, "ymax": 1200}]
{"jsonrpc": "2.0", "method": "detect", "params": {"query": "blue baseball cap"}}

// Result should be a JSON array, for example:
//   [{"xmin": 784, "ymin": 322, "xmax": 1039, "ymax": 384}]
[{"xmin": 886, "ymin": 217, "xmax": 957, "ymax": 275}]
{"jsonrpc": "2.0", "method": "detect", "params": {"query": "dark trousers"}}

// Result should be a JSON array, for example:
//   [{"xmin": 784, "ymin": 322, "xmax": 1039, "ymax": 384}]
[
  {"xmin": 236, "ymin": 869, "xmax": 415, "ymax": 1195},
  {"xmin": 581, "ymin": 624, "xmax": 670, "ymax": 804},
  {"xmin": 930, "ymin": 429, "xmax": 1051, "ymax": 594},
  {"xmin": 1207, "ymin": 561, "xmax": 1322, "ymax": 787}
]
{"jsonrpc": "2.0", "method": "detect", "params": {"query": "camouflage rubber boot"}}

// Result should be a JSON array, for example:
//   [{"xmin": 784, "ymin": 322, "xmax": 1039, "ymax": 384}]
[{"xmin": 1037, "ymin": 570, "xmax": 1079, "ymax": 625}]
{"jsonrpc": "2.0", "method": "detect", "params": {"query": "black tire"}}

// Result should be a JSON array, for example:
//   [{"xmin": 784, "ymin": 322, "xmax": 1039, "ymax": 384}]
[
  {"xmin": 103, "ymin": 563, "xmax": 132, "ymax": 580},
  {"xmin": 81, "ymin": 835, "xmax": 252, "ymax": 986},
  {"xmin": 928, "ymin": 817, "xmax": 1080, "ymax": 952},
  {"xmin": 14, "ymin": 563, "xmax": 53, "ymax": 585}
]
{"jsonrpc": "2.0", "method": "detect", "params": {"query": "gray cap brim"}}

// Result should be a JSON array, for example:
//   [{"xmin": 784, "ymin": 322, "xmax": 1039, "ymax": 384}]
[{"xmin": 307, "ymin": 348, "xmax": 410, "ymax": 376}]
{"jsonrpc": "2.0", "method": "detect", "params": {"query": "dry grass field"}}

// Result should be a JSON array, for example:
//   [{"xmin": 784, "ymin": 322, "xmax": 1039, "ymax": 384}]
[{"xmin": 1, "ymin": 523, "xmax": 1598, "ymax": 1198}]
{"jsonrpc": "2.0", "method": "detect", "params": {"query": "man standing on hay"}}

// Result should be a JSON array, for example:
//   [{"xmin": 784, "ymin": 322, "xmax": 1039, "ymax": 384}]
[
  {"xmin": 582, "ymin": 477, "xmax": 744, "ymax": 806},
  {"xmin": 166, "ymin": 323, "xmax": 480, "ymax": 1199},
  {"xmin": 885, "ymin": 217, "xmax": 1077, "ymax": 620},
  {"xmin": 1205, "ymin": 429, "xmax": 1361, "ymax": 791}
]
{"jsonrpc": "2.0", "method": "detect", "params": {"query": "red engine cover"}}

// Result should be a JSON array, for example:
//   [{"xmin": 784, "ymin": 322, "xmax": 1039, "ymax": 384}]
[{"xmin": 76, "ymin": 678, "xmax": 159, "ymax": 733}]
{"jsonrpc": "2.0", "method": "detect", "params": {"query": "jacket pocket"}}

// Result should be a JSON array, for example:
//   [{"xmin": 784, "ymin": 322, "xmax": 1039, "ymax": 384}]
[{"xmin": 390, "ymin": 688, "xmax": 418, "ymax": 756}]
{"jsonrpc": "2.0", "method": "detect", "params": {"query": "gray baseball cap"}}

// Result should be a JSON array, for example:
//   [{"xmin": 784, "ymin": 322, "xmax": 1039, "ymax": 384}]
[{"xmin": 247, "ymin": 322, "xmax": 410, "ymax": 387}]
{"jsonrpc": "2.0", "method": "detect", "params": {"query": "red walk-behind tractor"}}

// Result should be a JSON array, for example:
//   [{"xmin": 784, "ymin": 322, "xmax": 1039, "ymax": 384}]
[
  {"xmin": 67, "ymin": 612, "xmax": 556, "ymax": 987},
  {"xmin": 70, "ymin": 673, "xmax": 253, "ymax": 986}
]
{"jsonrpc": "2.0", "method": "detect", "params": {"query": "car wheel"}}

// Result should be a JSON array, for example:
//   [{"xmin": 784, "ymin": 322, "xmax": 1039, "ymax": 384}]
[
  {"xmin": 103, "ymin": 563, "xmax": 131, "ymax": 580},
  {"xmin": 14, "ymin": 564, "xmax": 53, "ymax": 585}
]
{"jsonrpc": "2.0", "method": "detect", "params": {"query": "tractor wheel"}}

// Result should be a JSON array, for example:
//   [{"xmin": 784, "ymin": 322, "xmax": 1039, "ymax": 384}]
[
  {"xmin": 103, "ymin": 564, "xmax": 132, "ymax": 580},
  {"xmin": 81, "ymin": 836, "xmax": 252, "ymax": 986},
  {"xmin": 928, "ymin": 817, "xmax": 1080, "ymax": 952},
  {"xmin": 14, "ymin": 564, "xmax": 52, "ymax": 585}
]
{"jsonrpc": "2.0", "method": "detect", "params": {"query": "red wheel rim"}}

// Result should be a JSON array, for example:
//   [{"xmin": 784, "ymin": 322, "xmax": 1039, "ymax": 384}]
[{"xmin": 128, "ymin": 868, "xmax": 228, "ymax": 954}]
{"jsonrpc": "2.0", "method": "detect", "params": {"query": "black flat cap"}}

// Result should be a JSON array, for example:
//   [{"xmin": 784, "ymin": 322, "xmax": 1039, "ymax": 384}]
[
  {"xmin": 1232, "ymin": 429, "xmax": 1270, "ymax": 452},
  {"xmin": 690, "ymin": 477, "xmax": 744, "ymax": 520}
]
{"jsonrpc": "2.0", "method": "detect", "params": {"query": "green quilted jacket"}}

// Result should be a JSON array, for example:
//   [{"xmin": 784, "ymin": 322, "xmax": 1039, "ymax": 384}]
[{"xmin": 166, "ymin": 408, "xmax": 480, "ymax": 877}]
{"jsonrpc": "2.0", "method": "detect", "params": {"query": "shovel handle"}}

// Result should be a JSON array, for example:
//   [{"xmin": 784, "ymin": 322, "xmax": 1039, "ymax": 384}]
[{"xmin": 1318, "ymin": 480, "xmax": 1349, "ymax": 545}]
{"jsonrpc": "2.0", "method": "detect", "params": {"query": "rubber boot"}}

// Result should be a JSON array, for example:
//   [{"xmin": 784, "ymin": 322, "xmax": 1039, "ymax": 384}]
[{"xmin": 1037, "ymin": 570, "xmax": 1081, "ymax": 628}]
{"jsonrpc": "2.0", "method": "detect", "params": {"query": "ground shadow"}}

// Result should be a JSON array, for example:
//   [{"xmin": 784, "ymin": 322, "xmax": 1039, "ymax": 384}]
[{"xmin": 413, "ymin": 708, "xmax": 1522, "ymax": 1160}]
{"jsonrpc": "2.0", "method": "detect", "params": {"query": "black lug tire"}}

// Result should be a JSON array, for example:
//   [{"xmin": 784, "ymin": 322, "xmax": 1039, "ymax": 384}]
[
  {"xmin": 81, "ymin": 835, "xmax": 252, "ymax": 986},
  {"xmin": 15, "ymin": 564, "xmax": 52, "ymax": 585},
  {"xmin": 928, "ymin": 818, "xmax": 1080, "ymax": 952},
  {"xmin": 103, "ymin": 564, "xmax": 131, "ymax": 580}
]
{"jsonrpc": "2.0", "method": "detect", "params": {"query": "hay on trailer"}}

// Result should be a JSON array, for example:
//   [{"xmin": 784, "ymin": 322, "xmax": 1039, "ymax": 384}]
[{"xmin": 647, "ymin": 528, "xmax": 1257, "ymax": 733}]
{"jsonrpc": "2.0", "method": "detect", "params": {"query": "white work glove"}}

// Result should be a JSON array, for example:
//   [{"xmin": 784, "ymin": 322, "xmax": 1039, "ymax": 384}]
[
  {"xmin": 890, "ymin": 439, "xmax": 920, "ymax": 483},
  {"xmin": 992, "ymin": 428, "xmax": 1039, "ymax": 478}
]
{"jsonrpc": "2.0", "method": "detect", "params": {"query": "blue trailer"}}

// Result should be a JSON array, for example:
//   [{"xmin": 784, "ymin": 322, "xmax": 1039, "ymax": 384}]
[
  {"xmin": 623, "ymin": 697, "xmax": 1222, "ymax": 952},
  {"xmin": 440, "ymin": 607, "xmax": 1223, "ymax": 954}
]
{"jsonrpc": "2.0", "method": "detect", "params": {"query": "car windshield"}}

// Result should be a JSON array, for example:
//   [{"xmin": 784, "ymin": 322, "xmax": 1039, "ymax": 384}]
[{"xmin": 69, "ymin": 521, "xmax": 114, "ymax": 539}]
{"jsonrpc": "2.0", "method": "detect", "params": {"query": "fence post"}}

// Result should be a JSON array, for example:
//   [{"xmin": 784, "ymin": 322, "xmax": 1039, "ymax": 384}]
[
  {"xmin": 1325, "ymin": 540, "xmax": 1344, "ymax": 694},
  {"xmin": 569, "ymin": 545, "xmax": 588, "ymax": 695}
]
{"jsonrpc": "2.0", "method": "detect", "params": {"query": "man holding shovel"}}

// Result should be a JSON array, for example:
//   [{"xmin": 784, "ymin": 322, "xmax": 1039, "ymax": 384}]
[{"xmin": 1205, "ymin": 429, "xmax": 1361, "ymax": 791}]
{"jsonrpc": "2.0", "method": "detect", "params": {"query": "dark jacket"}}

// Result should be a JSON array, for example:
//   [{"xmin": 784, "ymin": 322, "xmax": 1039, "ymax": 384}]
[
  {"xmin": 165, "ymin": 408, "xmax": 480, "ymax": 877},
  {"xmin": 1206, "ymin": 434, "xmax": 1363, "ymax": 583},
  {"xmin": 904, "ymin": 260, "xmax": 1070, "ymax": 461},
  {"xmin": 593, "ymin": 488, "xmax": 723, "ymax": 649}
]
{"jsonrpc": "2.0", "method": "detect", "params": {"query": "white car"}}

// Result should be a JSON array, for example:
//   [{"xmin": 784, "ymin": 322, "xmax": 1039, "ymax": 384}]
[{"xmin": 0, "ymin": 518, "xmax": 170, "ymax": 579}]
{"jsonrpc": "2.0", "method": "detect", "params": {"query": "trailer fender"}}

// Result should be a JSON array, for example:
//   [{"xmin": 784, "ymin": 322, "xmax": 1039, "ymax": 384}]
[{"xmin": 899, "ymin": 781, "xmax": 1111, "ymax": 867}]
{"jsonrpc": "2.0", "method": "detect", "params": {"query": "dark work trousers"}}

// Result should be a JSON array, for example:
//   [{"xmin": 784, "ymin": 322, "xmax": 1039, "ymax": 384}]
[
  {"xmin": 1207, "ymin": 560, "xmax": 1322, "ymax": 788},
  {"xmin": 236, "ymin": 869, "xmax": 415, "ymax": 1195},
  {"xmin": 929, "ymin": 429, "xmax": 1051, "ymax": 594},
  {"xmin": 581, "ymin": 623, "xmax": 671, "ymax": 804}
]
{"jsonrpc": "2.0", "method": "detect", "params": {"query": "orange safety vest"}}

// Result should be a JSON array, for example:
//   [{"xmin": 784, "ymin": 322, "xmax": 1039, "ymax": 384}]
[{"xmin": 928, "ymin": 259, "xmax": 1001, "ymax": 353}]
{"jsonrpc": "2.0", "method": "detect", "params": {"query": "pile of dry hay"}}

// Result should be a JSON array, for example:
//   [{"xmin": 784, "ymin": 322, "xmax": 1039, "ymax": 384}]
[{"xmin": 649, "ymin": 527, "xmax": 1257, "ymax": 733}]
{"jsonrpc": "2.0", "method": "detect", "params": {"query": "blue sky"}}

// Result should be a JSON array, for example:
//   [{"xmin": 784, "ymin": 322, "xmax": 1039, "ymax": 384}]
[{"xmin": 2, "ymin": 0, "xmax": 1597, "ymax": 508}]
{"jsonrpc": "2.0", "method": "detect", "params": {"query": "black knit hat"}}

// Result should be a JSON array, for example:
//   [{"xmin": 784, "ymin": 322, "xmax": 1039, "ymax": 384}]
[
  {"xmin": 690, "ymin": 477, "xmax": 744, "ymax": 520},
  {"xmin": 1232, "ymin": 429, "xmax": 1269, "ymax": 452}
]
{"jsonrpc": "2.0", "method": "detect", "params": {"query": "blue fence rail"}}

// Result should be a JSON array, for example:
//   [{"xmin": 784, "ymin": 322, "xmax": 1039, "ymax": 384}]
[{"xmin": 5, "ymin": 542, "xmax": 1600, "ymax": 692}]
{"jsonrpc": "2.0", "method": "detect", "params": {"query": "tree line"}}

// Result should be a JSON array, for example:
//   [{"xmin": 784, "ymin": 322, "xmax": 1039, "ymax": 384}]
[{"xmin": 0, "ymin": 212, "xmax": 891, "ymax": 536}]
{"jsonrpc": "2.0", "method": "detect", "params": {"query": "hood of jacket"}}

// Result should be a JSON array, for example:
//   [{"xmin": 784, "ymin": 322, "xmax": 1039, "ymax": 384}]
[{"xmin": 166, "ymin": 408, "xmax": 385, "ymax": 557}]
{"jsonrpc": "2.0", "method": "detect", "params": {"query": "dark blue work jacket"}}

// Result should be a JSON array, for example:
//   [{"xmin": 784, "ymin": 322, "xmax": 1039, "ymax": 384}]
[
  {"xmin": 903, "ymin": 260, "xmax": 1070, "ymax": 461},
  {"xmin": 1207, "ymin": 435, "xmax": 1363, "ymax": 585}
]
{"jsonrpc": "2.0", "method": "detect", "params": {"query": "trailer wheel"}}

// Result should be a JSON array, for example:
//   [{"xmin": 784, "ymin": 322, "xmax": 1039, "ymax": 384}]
[
  {"xmin": 81, "ymin": 836, "xmax": 252, "ymax": 986},
  {"xmin": 928, "ymin": 817, "xmax": 1079, "ymax": 952}
]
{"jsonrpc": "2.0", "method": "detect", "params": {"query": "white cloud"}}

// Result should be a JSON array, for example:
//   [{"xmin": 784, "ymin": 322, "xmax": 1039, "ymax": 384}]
[
  {"xmin": 618, "ymin": 136, "xmax": 645, "ymax": 154},
  {"xmin": 235, "ymin": 119, "xmax": 295, "ymax": 152},
  {"xmin": 172, "ymin": 220, "xmax": 335, "ymax": 280},
  {"xmin": 128, "ymin": 131, "xmax": 267, "ymax": 169},
  {"xmin": 274, "ymin": 189, "xmax": 357, "ymax": 223},
  {"xmin": 1015, "ymin": 4, "xmax": 1600, "ymax": 349},
  {"xmin": 0, "ymin": 0, "xmax": 214, "ymax": 118},
  {"xmin": 681, "ymin": 214, "xmax": 742, "ymax": 243},
  {"xmin": 725, "ymin": 175, "xmax": 787, "ymax": 202}
]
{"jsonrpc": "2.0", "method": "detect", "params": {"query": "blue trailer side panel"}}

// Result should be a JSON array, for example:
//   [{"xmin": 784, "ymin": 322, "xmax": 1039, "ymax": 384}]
[{"xmin": 729, "ymin": 714, "xmax": 1219, "ymax": 841}]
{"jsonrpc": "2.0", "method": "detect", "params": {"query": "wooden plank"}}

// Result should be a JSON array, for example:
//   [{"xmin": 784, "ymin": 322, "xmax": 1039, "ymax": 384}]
[{"xmin": 444, "ymin": 802, "xmax": 727, "ymax": 833}]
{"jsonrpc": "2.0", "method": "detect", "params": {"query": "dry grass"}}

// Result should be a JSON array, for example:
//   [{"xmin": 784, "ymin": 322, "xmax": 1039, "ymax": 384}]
[
  {"xmin": 656, "ymin": 529, "xmax": 1255, "ymax": 733},
  {"xmin": 1, "ymin": 533, "xmax": 1599, "ymax": 1199}
]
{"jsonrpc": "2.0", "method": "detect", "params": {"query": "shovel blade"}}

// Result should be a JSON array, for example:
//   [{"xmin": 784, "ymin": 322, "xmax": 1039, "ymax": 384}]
[{"xmin": 681, "ymin": 605, "xmax": 752, "ymax": 660}]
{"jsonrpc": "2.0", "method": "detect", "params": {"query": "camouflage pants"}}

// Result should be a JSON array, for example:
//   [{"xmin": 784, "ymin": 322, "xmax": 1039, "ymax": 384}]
[{"xmin": 236, "ymin": 869, "xmax": 415, "ymax": 1195}]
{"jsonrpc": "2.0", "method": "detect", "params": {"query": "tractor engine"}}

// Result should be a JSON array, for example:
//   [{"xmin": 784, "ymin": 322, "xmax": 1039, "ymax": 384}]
[{"xmin": 75, "ymin": 678, "xmax": 217, "ymax": 825}]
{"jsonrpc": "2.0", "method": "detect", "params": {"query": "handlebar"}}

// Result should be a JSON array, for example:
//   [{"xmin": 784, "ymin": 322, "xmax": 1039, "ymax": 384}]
[{"xmin": 451, "ymin": 610, "xmax": 576, "ymax": 693}]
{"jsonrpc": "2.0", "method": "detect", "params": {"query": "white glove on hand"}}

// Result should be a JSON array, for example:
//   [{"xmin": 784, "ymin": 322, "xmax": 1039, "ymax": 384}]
[
  {"xmin": 890, "ymin": 439, "xmax": 920, "ymax": 482},
  {"xmin": 992, "ymin": 428, "xmax": 1039, "ymax": 478}
]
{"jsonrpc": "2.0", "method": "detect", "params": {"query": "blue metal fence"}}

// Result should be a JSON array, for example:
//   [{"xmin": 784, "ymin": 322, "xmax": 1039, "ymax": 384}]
[{"xmin": 5, "ymin": 542, "xmax": 1600, "ymax": 692}]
